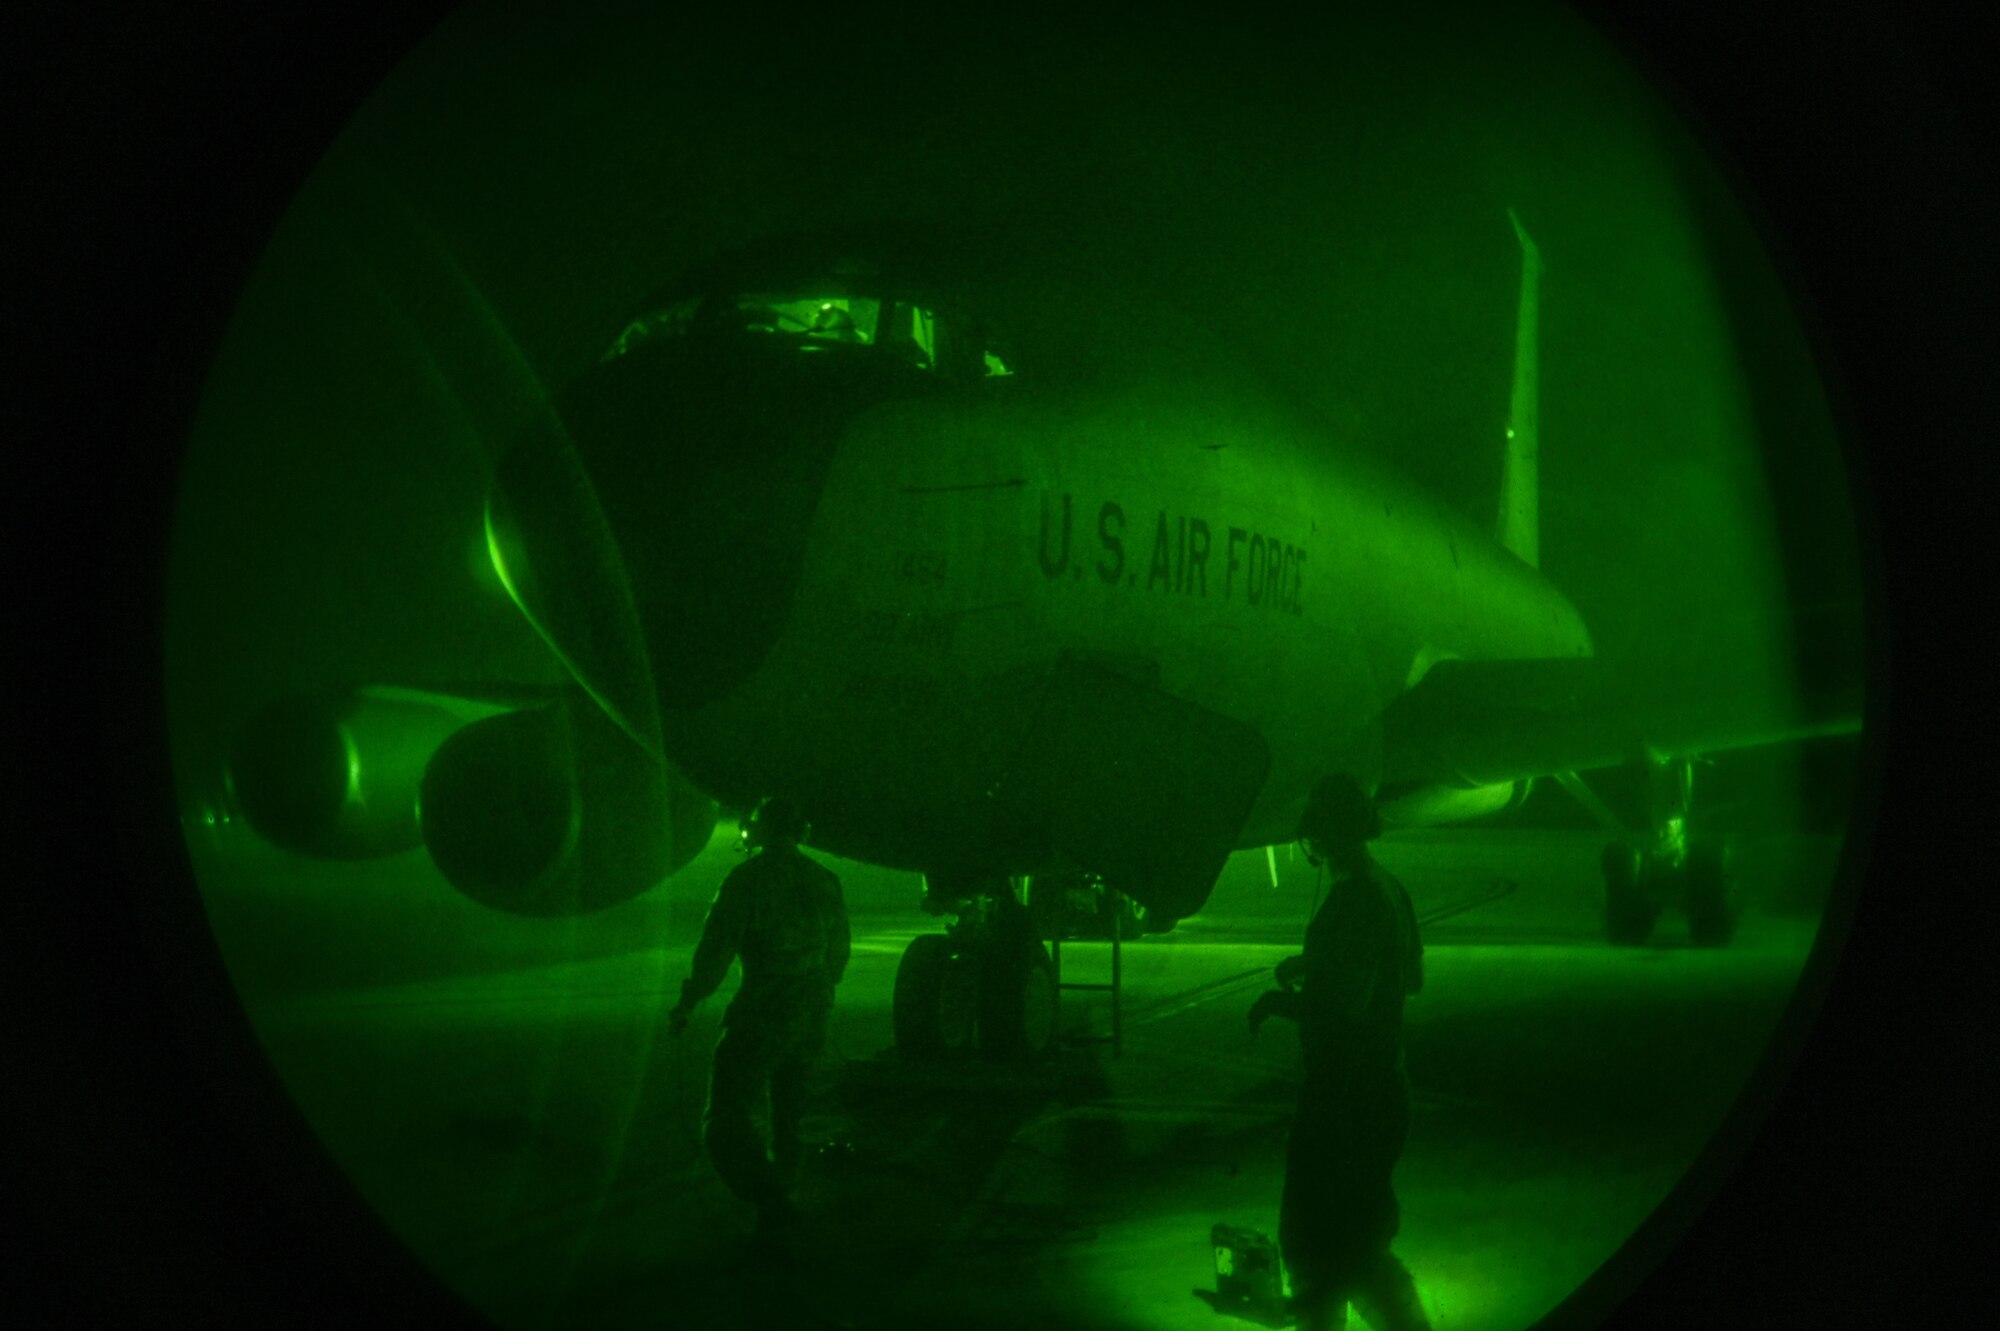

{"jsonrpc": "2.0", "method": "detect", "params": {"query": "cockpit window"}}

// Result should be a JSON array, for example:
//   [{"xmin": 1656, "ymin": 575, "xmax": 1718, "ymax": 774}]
[
  {"xmin": 729, "ymin": 295, "xmax": 882, "ymax": 345},
  {"xmin": 603, "ymin": 285, "xmax": 1013, "ymax": 380}
]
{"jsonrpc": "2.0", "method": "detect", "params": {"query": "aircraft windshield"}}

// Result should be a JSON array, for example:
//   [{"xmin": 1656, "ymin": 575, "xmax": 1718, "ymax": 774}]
[{"xmin": 602, "ymin": 288, "xmax": 1013, "ymax": 379}]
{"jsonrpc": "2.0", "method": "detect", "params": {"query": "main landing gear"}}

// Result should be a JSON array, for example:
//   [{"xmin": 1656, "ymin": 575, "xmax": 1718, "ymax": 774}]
[
  {"xmin": 893, "ymin": 877, "xmax": 1057, "ymax": 1062},
  {"xmin": 1598, "ymin": 755, "xmax": 1737, "ymax": 948},
  {"xmin": 1602, "ymin": 837, "xmax": 1733, "ymax": 947}
]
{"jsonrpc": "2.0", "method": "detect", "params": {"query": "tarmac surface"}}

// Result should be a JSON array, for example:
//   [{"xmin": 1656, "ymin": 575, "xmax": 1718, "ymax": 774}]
[{"xmin": 195, "ymin": 824, "xmax": 1842, "ymax": 1331}]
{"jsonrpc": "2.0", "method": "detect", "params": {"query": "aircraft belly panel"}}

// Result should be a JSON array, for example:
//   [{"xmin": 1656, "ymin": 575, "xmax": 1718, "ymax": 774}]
[{"xmin": 986, "ymin": 660, "xmax": 1273, "ymax": 918}]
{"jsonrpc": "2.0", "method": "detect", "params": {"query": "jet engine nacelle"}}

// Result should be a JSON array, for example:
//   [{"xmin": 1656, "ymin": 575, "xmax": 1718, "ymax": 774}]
[
  {"xmin": 226, "ymin": 687, "xmax": 501, "ymax": 859},
  {"xmin": 418, "ymin": 693, "xmax": 715, "ymax": 915}
]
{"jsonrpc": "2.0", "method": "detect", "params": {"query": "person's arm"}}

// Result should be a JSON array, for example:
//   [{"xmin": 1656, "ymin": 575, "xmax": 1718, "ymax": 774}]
[
  {"xmin": 1248, "ymin": 987, "xmax": 1304, "ymax": 1034},
  {"xmin": 670, "ymin": 871, "xmax": 750, "ymax": 1029}
]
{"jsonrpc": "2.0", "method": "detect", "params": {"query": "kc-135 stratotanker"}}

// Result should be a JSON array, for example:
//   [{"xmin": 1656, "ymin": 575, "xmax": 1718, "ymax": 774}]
[{"xmin": 223, "ymin": 214, "xmax": 1859, "ymax": 1060}]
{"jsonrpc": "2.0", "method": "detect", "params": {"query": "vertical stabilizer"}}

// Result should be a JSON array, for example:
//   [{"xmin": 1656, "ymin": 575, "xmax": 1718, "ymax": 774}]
[{"xmin": 1498, "ymin": 208, "xmax": 1542, "ymax": 567}]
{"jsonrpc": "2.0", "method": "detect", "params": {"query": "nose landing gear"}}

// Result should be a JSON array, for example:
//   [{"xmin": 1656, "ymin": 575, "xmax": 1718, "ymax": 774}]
[
  {"xmin": 1602, "ymin": 836, "xmax": 1735, "ymax": 947},
  {"xmin": 892, "ymin": 876, "xmax": 1057, "ymax": 1062},
  {"xmin": 891, "ymin": 931, "xmax": 980, "ymax": 1058}
]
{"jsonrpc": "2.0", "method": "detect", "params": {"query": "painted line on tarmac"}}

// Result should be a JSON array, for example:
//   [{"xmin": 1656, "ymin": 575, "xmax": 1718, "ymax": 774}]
[
  {"xmin": 1416, "ymin": 879, "xmax": 1518, "ymax": 926},
  {"xmin": 1122, "ymin": 968, "xmax": 1271, "ymax": 1028}
]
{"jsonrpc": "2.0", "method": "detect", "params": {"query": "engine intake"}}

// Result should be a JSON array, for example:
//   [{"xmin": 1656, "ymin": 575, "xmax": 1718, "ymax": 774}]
[
  {"xmin": 419, "ymin": 693, "xmax": 714, "ymax": 914},
  {"xmin": 227, "ymin": 688, "xmax": 488, "ymax": 859}
]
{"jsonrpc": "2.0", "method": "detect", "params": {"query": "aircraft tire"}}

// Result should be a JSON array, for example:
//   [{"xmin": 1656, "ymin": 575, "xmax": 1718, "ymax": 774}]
[
  {"xmin": 978, "ymin": 940, "xmax": 1057, "ymax": 1062},
  {"xmin": 1683, "ymin": 840, "xmax": 1736, "ymax": 947},
  {"xmin": 893, "ymin": 934, "xmax": 978, "ymax": 1060},
  {"xmin": 1602, "ymin": 842, "xmax": 1658, "ymax": 946}
]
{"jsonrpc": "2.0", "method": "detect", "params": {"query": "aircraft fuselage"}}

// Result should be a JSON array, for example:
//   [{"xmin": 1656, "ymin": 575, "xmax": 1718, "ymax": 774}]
[{"xmin": 643, "ymin": 371, "xmax": 1592, "ymax": 873}]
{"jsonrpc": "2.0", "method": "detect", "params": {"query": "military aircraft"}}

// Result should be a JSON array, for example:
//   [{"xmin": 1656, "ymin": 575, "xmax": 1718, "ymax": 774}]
[{"xmin": 219, "ymin": 212, "xmax": 1860, "ymax": 1062}]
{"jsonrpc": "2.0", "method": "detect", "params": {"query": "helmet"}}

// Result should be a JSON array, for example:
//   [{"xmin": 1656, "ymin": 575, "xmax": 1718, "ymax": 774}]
[
  {"xmin": 743, "ymin": 796, "xmax": 808, "ymax": 849},
  {"xmin": 1297, "ymin": 774, "xmax": 1380, "ymax": 852}
]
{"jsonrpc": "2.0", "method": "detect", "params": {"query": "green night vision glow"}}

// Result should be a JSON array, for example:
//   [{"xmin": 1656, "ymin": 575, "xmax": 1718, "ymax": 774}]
[{"xmin": 163, "ymin": 6, "xmax": 1863, "ymax": 1331}]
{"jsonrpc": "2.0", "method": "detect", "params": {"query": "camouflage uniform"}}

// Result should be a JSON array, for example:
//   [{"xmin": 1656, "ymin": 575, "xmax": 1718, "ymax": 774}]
[
  {"xmin": 680, "ymin": 844, "xmax": 849, "ymax": 1212},
  {"xmin": 1279, "ymin": 854, "xmax": 1429, "ymax": 1331}
]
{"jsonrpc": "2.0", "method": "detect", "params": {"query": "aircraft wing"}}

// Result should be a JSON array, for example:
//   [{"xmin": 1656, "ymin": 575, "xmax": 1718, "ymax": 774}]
[{"xmin": 1377, "ymin": 653, "xmax": 1863, "ymax": 793}]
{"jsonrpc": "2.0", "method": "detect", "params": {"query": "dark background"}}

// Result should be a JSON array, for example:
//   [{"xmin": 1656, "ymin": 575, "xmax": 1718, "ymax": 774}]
[{"xmin": 6, "ymin": 2, "xmax": 1989, "ymax": 1328}]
